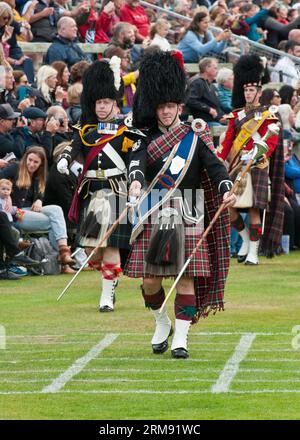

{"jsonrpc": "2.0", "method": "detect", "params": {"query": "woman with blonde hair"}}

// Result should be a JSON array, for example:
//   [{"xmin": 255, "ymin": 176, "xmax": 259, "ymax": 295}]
[
  {"xmin": 66, "ymin": 82, "xmax": 82, "ymax": 124},
  {"xmin": 35, "ymin": 65, "xmax": 64, "ymax": 111},
  {"xmin": 0, "ymin": 146, "xmax": 75, "ymax": 272}
]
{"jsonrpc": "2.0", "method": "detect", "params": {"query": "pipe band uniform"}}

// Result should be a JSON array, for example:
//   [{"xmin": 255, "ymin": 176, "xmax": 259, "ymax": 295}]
[
  {"xmin": 125, "ymin": 51, "xmax": 235, "ymax": 359},
  {"xmin": 57, "ymin": 57, "xmax": 135, "ymax": 312},
  {"xmin": 217, "ymin": 54, "xmax": 285, "ymax": 265}
]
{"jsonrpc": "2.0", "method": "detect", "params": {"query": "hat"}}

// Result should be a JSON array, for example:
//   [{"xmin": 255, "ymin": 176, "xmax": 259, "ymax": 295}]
[
  {"xmin": 22, "ymin": 106, "xmax": 47, "ymax": 119},
  {"xmin": 0, "ymin": 103, "xmax": 20, "ymax": 120},
  {"xmin": 132, "ymin": 51, "xmax": 187, "ymax": 128},
  {"xmin": 80, "ymin": 57, "xmax": 122, "ymax": 125},
  {"xmin": 232, "ymin": 54, "xmax": 270, "ymax": 108}
]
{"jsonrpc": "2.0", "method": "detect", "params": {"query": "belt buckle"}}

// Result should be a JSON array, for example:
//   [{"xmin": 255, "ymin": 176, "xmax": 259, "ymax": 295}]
[{"xmin": 96, "ymin": 169, "xmax": 105, "ymax": 179}]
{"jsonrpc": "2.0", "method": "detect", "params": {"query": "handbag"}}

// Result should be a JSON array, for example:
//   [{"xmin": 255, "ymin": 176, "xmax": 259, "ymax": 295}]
[{"xmin": 233, "ymin": 171, "xmax": 253, "ymax": 208}]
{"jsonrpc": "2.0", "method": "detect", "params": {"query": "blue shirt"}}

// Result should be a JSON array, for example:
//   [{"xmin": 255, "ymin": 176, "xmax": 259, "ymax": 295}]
[{"xmin": 177, "ymin": 30, "xmax": 226, "ymax": 63}]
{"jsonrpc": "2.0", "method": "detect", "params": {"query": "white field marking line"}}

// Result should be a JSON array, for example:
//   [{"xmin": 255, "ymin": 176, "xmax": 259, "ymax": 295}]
[
  {"xmin": 2, "ymin": 367, "xmax": 300, "ymax": 376},
  {"xmin": 3, "ymin": 389, "xmax": 300, "ymax": 396},
  {"xmin": 42, "ymin": 333, "xmax": 118, "ymax": 393},
  {"xmin": 6, "ymin": 331, "xmax": 293, "ymax": 338},
  {"xmin": 211, "ymin": 333, "xmax": 257, "ymax": 394},
  {"xmin": 0, "ymin": 358, "xmax": 73, "ymax": 364},
  {"xmin": 246, "ymin": 359, "xmax": 300, "ymax": 362}
]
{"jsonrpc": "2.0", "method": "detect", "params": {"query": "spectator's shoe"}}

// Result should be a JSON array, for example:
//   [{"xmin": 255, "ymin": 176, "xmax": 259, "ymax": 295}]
[
  {"xmin": 61, "ymin": 264, "xmax": 77, "ymax": 274},
  {"xmin": 10, "ymin": 252, "xmax": 40, "ymax": 266},
  {"xmin": 58, "ymin": 245, "xmax": 76, "ymax": 265},
  {"xmin": 7, "ymin": 264, "xmax": 28, "ymax": 277},
  {"xmin": 0, "ymin": 269, "xmax": 22, "ymax": 280}
]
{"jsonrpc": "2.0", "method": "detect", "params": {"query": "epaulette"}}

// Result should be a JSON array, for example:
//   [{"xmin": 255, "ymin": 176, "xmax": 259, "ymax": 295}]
[{"xmin": 266, "ymin": 114, "xmax": 279, "ymax": 121}]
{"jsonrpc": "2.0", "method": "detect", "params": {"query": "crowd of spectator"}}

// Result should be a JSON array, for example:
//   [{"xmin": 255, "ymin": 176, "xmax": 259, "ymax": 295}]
[{"xmin": 1, "ymin": 0, "xmax": 300, "ymax": 279}]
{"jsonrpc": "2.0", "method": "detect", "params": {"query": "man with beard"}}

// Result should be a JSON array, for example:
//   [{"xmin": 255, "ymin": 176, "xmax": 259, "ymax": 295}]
[{"xmin": 104, "ymin": 21, "xmax": 141, "ymax": 70}]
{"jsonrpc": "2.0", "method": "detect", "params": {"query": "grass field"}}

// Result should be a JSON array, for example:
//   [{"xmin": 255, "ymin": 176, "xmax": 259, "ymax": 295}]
[{"xmin": 0, "ymin": 251, "xmax": 300, "ymax": 420}]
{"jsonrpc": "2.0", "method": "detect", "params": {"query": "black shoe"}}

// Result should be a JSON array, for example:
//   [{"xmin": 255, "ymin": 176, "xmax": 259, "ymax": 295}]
[
  {"xmin": 237, "ymin": 255, "xmax": 247, "ymax": 263},
  {"xmin": 0, "ymin": 269, "xmax": 22, "ymax": 280},
  {"xmin": 244, "ymin": 260, "xmax": 258, "ymax": 266},
  {"xmin": 99, "ymin": 305, "xmax": 114, "ymax": 313},
  {"xmin": 10, "ymin": 252, "xmax": 40, "ymax": 266},
  {"xmin": 152, "ymin": 327, "xmax": 173, "ymax": 354},
  {"xmin": 171, "ymin": 347, "xmax": 189, "ymax": 359}
]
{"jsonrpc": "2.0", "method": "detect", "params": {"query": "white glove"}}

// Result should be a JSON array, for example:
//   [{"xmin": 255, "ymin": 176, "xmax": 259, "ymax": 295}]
[{"xmin": 57, "ymin": 158, "xmax": 69, "ymax": 175}]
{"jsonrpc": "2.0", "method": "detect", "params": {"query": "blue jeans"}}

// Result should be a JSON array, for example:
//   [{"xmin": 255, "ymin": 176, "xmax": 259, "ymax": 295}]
[{"xmin": 14, "ymin": 205, "xmax": 67, "ymax": 250}]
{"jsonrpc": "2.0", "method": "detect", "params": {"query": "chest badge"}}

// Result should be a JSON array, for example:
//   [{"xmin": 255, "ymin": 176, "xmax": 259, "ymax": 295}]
[{"xmin": 170, "ymin": 155, "xmax": 186, "ymax": 175}]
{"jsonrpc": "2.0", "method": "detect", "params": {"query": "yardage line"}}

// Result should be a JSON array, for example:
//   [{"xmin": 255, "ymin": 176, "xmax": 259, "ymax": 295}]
[
  {"xmin": 211, "ymin": 333, "xmax": 256, "ymax": 394},
  {"xmin": 42, "ymin": 333, "xmax": 118, "ymax": 393}
]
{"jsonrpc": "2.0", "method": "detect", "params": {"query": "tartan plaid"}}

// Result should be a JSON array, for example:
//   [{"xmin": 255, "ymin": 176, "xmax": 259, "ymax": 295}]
[
  {"xmin": 251, "ymin": 167, "xmax": 269, "ymax": 209},
  {"xmin": 147, "ymin": 122, "xmax": 215, "ymax": 166},
  {"xmin": 261, "ymin": 127, "xmax": 285, "ymax": 257}
]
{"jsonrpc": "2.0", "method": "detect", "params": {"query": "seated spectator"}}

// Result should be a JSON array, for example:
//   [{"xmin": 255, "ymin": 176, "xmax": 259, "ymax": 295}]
[
  {"xmin": 185, "ymin": 57, "xmax": 226, "ymax": 126},
  {"xmin": 34, "ymin": 65, "xmax": 64, "ymax": 111},
  {"xmin": 276, "ymin": 5, "xmax": 289, "ymax": 25},
  {"xmin": 149, "ymin": 18, "xmax": 171, "ymax": 51},
  {"xmin": 119, "ymin": 0, "xmax": 150, "ymax": 42},
  {"xmin": 66, "ymin": 82, "xmax": 82, "ymax": 124},
  {"xmin": 258, "ymin": 0, "xmax": 300, "ymax": 48},
  {"xmin": 271, "ymin": 40, "xmax": 300, "ymax": 87},
  {"xmin": 44, "ymin": 17, "xmax": 87, "ymax": 67},
  {"xmin": 104, "ymin": 21, "xmax": 141, "ymax": 70},
  {"xmin": 44, "ymin": 141, "xmax": 80, "ymax": 231},
  {"xmin": 279, "ymin": 84, "xmax": 299, "ymax": 108},
  {"xmin": 216, "ymin": 67, "xmax": 234, "ymax": 114},
  {"xmin": 0, "ymin": 146, "xmax": 76, "ymax": 271},
  {"xmin": 260, "ymin": 87, "xmax": 282, "ymax": 107},
  {"xmin": 0, "ymin": 2, "xmax": 34, "ymax": 82},
  {"xmin": 69, "ymin": 59, "xmax": 90, "ymax": 84},
  {"xmin": 46, "ymin": 104, "xmax": 72, "ymax": 145},
  {"xmin": 13, "ymin": 69, "xmax": 28, "ymax": 88},
  {"xmin": 0, "ymin": 210, "xmax": 39, "ymax": 279},
  {"xmin": 0, "ymin": 103, "xmax": 25, "ymax": 159},
  {"xmin": 22, "ymin": 105, "xmax": 59, "ymax": 165},
  {"xmin": 27, "ymin": 0, "xmax": 63, "ymax": 42},
  {"xmin": 177, "ymin": 11, "xmax": 231, "ymax": 63},
  {"xmin": 5, "ymin": 0, "xmax": 34, "ymax": 42},
  {"xmin": 0, "ymin": 66, "xmax": 19, "ymax": 109},
  {"xmin": 51, "ymin": 60, "xmax": 70, "ymax": 108},
  {"xmin": 240, "ymin": 2, "xmax": 270, "ymax": 42}
]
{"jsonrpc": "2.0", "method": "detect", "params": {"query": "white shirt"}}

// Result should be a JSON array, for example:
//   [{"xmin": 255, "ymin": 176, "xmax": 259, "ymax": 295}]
[
  {"xmin": 271, "ymin": 56, "xmax": 300, "ymax": 88},
  {"xmin": 150, "ymin": 34, "xmax": 171, "ymax": 52}
]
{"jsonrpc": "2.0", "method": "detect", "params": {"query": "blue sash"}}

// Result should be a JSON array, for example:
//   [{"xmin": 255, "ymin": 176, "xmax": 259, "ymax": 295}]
[{"xmin": 131, "ymin": 131, "xmax": 198, "ymax": 242}]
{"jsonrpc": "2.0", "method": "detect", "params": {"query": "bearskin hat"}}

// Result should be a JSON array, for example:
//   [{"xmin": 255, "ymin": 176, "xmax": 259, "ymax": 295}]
[
  {"xmin": 80, "ymin": 58, "xmax": 123, "ymax": 125},
  {"xmin": 132, "ymin": 51, "xmax": 187, "ymax": 128},
  {"xmin": 232, "ymin": 54, "xmax": 270, "ymax": 109}
]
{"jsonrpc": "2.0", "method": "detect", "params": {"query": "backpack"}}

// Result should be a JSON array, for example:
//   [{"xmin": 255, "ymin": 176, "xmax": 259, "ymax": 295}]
[{"xmin": 26, "ymin": 236, "xmax": 60, "ymax": 275}]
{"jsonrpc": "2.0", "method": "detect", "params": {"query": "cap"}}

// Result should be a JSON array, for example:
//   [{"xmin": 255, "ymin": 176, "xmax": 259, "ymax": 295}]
[
  {"xmin": 23, "ymin": 106, "xmax": 48, "ymax": 119},
  {"xmin": 0, "ymin": 103, "xmax": 21, "ymax": 120}
]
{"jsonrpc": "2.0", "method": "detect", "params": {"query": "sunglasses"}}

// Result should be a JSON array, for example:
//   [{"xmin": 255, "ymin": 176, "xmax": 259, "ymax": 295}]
[{"xmin": 2, "ymin": 16, "xmax": 10, "ymax": 21}]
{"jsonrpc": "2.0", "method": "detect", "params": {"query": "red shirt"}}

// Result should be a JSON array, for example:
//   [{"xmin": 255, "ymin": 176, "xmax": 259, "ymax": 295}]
[{"xmin": 119, "ymin": 4, "xmax": 150, "ymax": 38}]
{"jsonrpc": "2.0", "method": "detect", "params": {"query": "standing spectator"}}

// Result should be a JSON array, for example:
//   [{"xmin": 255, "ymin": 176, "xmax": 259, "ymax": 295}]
[
  {"xmin": 186, "ymin": 57, "xmax": 226, "ymax": 126},
  {"xmin": 119, "ymin": 0, "xmax": 150, "ymax": 42},
  {"xmin": 44, "ymin": 17, "xmax": 87, "ymax": 68},
  {"xmin": 177, "ymin": 11, "xmax": 231, "ymax": 63}
]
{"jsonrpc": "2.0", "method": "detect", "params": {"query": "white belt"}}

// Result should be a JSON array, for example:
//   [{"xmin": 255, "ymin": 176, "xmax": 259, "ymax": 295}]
[{"xmin": 85, "ymin": 168, "xmax": 125, "ymax": 179}]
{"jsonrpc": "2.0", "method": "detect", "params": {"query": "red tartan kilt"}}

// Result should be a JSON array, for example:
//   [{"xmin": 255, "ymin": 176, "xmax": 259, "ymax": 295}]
[{"xmin": 124, "ymin": 222, "xmax": 211, "ymax": 278}]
